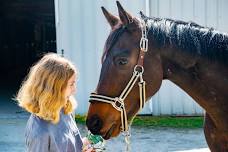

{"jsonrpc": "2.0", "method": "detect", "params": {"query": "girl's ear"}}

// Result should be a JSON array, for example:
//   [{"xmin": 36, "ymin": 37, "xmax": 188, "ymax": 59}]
[
  {"xmin": 116, "ymin": 1, "xmax": 133, "ymax": 25},
  {"xmin": 101, "ymin": 7, "xmax": 119, "ymax": 28}
]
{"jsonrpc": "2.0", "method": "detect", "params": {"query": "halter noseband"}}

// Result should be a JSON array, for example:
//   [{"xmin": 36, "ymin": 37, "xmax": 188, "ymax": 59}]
[{"xmin": 89, "ymin": 18, "xmax": 148, "ymax": 137}]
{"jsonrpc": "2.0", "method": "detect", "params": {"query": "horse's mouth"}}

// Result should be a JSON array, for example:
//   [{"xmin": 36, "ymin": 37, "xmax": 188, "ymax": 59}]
[{"xmin": 103, "ymin": 124, "xmax": 116, "ymax": 140}]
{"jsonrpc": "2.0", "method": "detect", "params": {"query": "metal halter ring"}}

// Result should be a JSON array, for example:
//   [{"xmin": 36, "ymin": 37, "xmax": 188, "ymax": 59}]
[
  {"xmin": 140, "ymin": 37, "xmax": 148, "ymax": 52},
  {"xmin": 112, "ymin": 97, "xmax": 124, "ymax": 111},
  {"xmin": 134, "ymin": 65, "xmax": 144, "ymax": 73}
]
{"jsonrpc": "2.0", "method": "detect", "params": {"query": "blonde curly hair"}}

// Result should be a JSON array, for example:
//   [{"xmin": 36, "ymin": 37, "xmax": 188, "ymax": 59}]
[{"xmin": 16, "ymin": 53, "xmax": 77, "ymax": 124}]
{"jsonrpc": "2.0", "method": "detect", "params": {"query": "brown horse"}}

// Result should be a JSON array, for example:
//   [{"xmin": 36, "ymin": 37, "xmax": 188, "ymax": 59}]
[{"xmin": 86, "ymin": 2, "xmax": 228, "ymax": 151}]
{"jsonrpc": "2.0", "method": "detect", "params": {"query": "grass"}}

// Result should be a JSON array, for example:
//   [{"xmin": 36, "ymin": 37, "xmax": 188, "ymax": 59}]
[
  {"xmin": 132, "ymin": 116, "xmax": 203, "ymax": 128},
  {"xmin": 75, "ymin": 114, "xmax": 87, "ymax": 124},
  {"xmin": 75, "ymin": 115, "xmax": 204, "ymax": 128}
]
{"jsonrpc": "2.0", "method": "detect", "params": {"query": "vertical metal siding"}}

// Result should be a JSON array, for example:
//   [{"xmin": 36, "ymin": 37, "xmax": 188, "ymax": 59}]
[
  {"xmin": 55, "ymin": 0, "xmax": 227, "ymax": 115},
  {"xmin": 149, "ymin": 0, "xmax": 227, "ymax": 116},
  {"xmin": 55, "ymin": 0, "xmax": 147, "ymax": 114}
]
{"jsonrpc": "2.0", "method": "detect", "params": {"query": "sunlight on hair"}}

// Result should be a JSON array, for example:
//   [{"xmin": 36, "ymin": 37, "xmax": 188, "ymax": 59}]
[{"xmin": 16, "ymin": 53, "xmax": 78, "ymax": 124}]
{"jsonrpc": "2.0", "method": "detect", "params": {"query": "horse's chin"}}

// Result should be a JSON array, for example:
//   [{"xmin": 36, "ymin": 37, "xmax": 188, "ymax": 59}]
[{"xmin": 101, "ymin": 123, "xmax": 121, "ymax": 140}]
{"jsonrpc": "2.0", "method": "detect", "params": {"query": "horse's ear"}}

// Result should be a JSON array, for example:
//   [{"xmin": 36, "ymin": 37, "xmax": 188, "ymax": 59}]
[
  {"xmin": 116, "ymin": 1, "xmax": 133, "ymax": 25},
  {"xmin": 101, "ymin": 7, "xmax": 119, "ymax": 28}
]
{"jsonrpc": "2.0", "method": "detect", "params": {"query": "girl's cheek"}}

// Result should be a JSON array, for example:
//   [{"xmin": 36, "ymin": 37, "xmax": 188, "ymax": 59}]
[
  {"xmin": 71, "ymin": 87, "xmax": 76, "ymax": 95},
  {"xmin": 66, "ymin": 90, "xmax": 70, "ymax": 98}
]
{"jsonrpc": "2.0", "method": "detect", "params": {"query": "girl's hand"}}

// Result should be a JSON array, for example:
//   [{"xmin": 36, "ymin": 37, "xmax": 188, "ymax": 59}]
[
  {"xmin": 82, "ymin": 137, "xmax": 95, "ymax": 152},
  {"xmin": 82, "ymin": 144, "xmax": 94, "ymax": 152}
]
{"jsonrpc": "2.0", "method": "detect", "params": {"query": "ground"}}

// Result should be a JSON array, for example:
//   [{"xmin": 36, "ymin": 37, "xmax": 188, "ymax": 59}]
[
  {"xmin": 0, "ymin": 92, "xmax": 209, "ymax": 152},
  {"xmin": 0, "ymin": 115, "xmax": 209, "ymax": 152}
]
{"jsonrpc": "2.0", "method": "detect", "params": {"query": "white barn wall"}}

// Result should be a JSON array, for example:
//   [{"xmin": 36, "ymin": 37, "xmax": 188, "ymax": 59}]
[
  {"xmin": 54, "ymin": 0, "xmax": 147, "ymax": 114},
  {"xmin": 55, "ymin": 0, "xmax": 227, "ymax": 115},
  {"xmin": 149, "ymin": 0, "xmax": 228, "ymax": 116}
]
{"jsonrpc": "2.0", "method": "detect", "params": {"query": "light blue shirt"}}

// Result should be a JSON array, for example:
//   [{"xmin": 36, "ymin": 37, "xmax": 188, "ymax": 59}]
[{"xmin": 25, "ymin": 111, "xmax": 83, "ymax": 152}]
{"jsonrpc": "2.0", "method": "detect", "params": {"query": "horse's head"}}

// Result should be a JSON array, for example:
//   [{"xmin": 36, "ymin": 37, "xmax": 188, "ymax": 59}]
[{"xmin": 86, "ymin": 1, "xmax": 164, "ymax": 139}]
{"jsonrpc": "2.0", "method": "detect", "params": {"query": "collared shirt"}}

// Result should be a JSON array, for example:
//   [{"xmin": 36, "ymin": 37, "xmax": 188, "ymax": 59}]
[{"xmin": 25, "ymin": 111, "xmax": 83, "ymax": 152}]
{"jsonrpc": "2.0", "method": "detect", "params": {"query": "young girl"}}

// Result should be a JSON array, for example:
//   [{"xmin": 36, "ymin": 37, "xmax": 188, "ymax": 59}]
[{"xmin": 16, "ymin": 53, "xmax": 93, "ymax": 152}]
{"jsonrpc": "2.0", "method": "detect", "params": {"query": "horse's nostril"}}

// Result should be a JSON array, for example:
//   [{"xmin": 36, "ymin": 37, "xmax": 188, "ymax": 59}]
[{"xmin": 86, "ymin": 115, "xmax": 103, "ymax": 135}]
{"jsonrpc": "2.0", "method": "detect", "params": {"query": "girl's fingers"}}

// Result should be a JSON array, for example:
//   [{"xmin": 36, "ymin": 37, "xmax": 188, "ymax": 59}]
[
  {"xmin": 82, "ymin": 144, "xmax": 94, "ymax": 152},
  {"xmin": 86, "ymin": 147, "xmax": 93, "ymax": 152},
  {"xmin": 82, "ymin": 137, "xmax": 91, "ymax": 145}
]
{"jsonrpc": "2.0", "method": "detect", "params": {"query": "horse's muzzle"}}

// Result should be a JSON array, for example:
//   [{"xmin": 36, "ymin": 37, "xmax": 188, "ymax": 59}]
[{"xmin": 86, "ymin": 114, "xmax": 103, "ymax": 135}]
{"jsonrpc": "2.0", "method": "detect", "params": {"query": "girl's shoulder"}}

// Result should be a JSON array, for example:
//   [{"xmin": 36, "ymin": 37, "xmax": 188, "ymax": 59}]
[
  {"xmin": 26, "ymin": 114, "xmax": 50, "ymax": 136},
  {"xmin": 25, "ymin": 112, "xmax": 77, "ymax": 136}
]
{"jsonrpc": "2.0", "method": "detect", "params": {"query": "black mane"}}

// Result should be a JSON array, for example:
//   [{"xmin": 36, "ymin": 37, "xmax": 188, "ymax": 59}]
[{"xmin": 144, "ymin": 15, "xmax": 228, "ymax": 65}]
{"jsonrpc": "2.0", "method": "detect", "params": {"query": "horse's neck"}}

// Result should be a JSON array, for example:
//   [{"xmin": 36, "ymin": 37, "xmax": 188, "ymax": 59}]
[
  {"xmin": 160, "ymin": 46, "xmax": 228, "ymax": 124},
  {"xmin": 147, "ymin": 18, "xmax": 228, "ymax": 126}
]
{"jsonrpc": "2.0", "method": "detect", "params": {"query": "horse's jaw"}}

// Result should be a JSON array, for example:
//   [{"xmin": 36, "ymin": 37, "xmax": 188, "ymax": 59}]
[{"xmin": 100, "ymin": 123, "xmax": 121, "ymax": 140}]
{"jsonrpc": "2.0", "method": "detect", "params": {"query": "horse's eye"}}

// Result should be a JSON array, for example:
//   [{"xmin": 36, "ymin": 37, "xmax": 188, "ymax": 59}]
[{"xmin": 115, "ymin": 57, "xmax": 128, "ymax": 66}]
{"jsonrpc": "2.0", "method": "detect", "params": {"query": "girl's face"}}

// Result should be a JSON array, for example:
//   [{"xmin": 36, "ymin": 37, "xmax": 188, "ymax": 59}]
[{"xmin": 65, "ymin": 73, "xmax": 76, "ymax": 99}]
